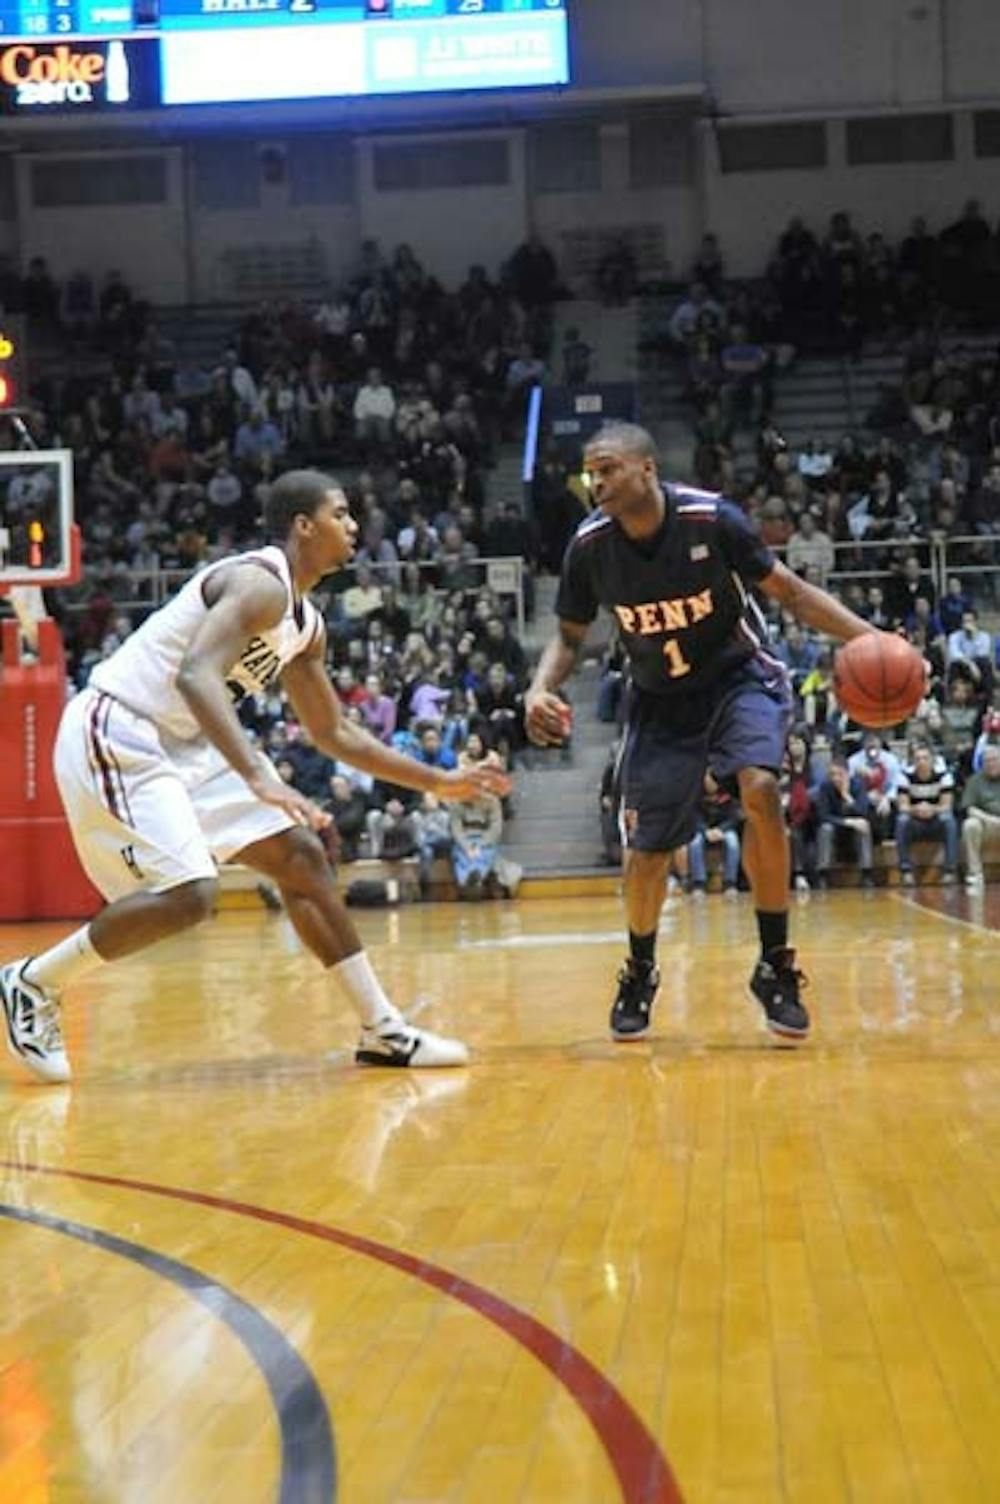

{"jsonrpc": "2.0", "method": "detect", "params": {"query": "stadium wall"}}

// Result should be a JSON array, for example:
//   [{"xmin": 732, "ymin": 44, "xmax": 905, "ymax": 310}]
[{"xmin": 6, "ymin": 1, "xmax": 1000, "ymax": 302}]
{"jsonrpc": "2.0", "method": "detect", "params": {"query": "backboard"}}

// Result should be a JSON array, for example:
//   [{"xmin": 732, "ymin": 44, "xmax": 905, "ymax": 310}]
[{"xmin": 0, "ymin": 448, "xmax": 78, "ymax": 586}]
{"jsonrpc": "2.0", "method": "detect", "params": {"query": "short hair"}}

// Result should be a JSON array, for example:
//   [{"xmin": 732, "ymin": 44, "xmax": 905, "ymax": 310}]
[
  {"xmin": 583, "ymin": 421, "xmax": 659, "ymax": 465},
  {"xmin": 264, "ymin": 469, "xmax": 343, "ymax": 541}
]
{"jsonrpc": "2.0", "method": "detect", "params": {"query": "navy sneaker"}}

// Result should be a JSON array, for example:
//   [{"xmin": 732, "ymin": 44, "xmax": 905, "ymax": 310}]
[
  {"xmin": 747, "ymin": 947, "xmax": 810, "ymax": 1041},
  {"xmin": 609, "ymin": 959, "xmax": 660, "ymax": 1041}
]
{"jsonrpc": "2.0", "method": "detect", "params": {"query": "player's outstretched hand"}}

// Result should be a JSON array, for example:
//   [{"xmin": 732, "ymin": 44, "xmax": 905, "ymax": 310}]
[
  {"xmin": 249, "ymin": 771, "xmax": 332, "ymax": 831},
  {"xmin": 435, "ymin": 763, "xmax": 513, "ymax": 803},
  {"xmin": 525, "ymin": 690, "xmax": 570, "ymax": 747}
]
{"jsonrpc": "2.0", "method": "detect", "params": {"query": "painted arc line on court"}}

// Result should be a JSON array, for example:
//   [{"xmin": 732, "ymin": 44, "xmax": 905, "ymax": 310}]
[
  {"xmin": 896, "ymin": 888, "xmax": 1000, "ymax": 938},
  {"xmin": 4, "ymin": 1163, "xmax": 684, "ymax": 1504},
  {"xmin": 0, "ymin": 1200, "xmax": 336, "ymax": 1504}
]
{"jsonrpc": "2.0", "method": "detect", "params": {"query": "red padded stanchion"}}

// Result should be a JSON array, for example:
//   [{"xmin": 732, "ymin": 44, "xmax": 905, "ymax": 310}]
[{"xmin": 0, "ymin": 617, "xmax": 101, "ymax": 919}]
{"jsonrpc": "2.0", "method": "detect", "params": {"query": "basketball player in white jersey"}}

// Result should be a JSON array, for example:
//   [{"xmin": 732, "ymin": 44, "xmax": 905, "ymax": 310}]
[{"xmin": 1, "ymin": 469, "xmax": 510, "ymax": 1082}]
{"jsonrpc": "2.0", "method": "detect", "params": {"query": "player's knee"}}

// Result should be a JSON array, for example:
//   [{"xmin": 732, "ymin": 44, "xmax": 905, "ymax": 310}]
[
  {"xmin": 272, "ymin": 828, "xmax": 331, "ymax": 895},
  {"xmin": 626, "ymin": 848, "xmax": 671, "ymax": 880},
  {"xmin": 167, "ymin": 877, "xmax": 219, "ymax": 928},
  {"xmin": 739, "ymin": 768, "xmax": 782, "ymax": 819}
]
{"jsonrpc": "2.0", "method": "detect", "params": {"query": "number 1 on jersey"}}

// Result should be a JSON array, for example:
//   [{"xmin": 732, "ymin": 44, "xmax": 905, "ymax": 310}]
[{"xmin": 663, "ymin": 637, "xmax": 692, "ymax": 678}]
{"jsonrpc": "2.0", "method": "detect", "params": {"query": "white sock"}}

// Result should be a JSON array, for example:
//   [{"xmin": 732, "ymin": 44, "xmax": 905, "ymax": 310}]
[
  {"xmin": 332, "ymin": 951, "xmax": 403, "ymax": 1031},
  {"xmin": 23, "ymin": 926, "xmax": 102, "ymax": 994}
]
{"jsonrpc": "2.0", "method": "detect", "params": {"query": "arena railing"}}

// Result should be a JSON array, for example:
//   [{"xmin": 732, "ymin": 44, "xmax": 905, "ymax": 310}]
[
  {"xmin": 62, "ymin": 555, "xmax": 528, "ymax": 642},
  {"xmin": 61, "ymin": 537, "xmax": 995, "ymax": 643},
  {"xmin": 773, "ymin": 536, "xmax": 937, "ymax": 593},
  {"xmin": 934, "ymin": 535, "xmax": 1000, "ymax": 606},
  {"xmin": 774, "ymin": 535, "xmax": 1000, "ymax": 610}
]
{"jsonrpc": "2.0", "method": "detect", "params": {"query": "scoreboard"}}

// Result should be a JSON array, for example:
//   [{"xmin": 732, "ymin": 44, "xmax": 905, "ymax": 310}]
[{"xmin": 0, "ymin": 0, "xmax": 569, "ymax": 110}]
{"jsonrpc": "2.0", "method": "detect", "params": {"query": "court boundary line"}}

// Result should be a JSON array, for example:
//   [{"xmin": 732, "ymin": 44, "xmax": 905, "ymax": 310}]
[
  {"xmin": 3, "ymin": 1162, "xmax": 683, "ymax": 1504},
  {"xmin": 0, "ymin": 1199, "xmax": 336, "ymax": 1504},
  {"xmin": 890, "ymin": 890, "xmax": 1000, "ymax": 939}
]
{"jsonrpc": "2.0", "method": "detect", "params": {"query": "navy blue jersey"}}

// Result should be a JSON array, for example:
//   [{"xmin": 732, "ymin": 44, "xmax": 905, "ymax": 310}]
[{"xmin": 556, "ymin": 485, "xmax": 778, "ymax": 697}]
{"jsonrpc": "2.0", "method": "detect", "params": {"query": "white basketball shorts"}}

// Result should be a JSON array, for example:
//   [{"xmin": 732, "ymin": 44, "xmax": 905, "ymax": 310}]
[{"xmin": 54, "ymin": 686, "xmax": 295, "ymax": 902}]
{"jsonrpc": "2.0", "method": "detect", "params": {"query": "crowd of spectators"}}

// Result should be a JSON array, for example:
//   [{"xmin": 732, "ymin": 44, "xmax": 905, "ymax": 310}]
[
  {"xmin": 3, "ymin": 234, "xmax": 566, "ymax": 897},
  {"xmin": 532, "ymin": 205, "xmax": 1000, "ymax": 593},
  {"xmin": 237, "ymin": 572, "xmax": 530, "ymax": 895},
  {"xmin": 17, "ymin": 236, "xmax": 554, "ymax": 631},
  {"xmin": 637, "ymin": 207, "xmax": 1000, "ymax": 576},
  {"xmin": 778, "ymin": 718, "xmax": 1000, "ymax": 892},
  {"xmin": 650, "ymin": 198, "xmax": 1000, "ymax": 386},
  {"xmin": 8, "ymin": 200, "xmax": 1000, "ymax": 893}
]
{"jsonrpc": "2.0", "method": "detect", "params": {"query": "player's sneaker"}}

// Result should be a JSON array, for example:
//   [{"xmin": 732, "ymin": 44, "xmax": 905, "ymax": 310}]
[
  {"xmin": 0, "ymin": 960, "xmax": 71, "ymax": 1084},
  {"xmin": 355, "ymin": 1017, "xmax": 469, "ymax": 1069},
  {"xmin": 609, "ymin": 959, "xmax": 660, "ymax": 1040},
  {"xmin": 747, "ymin": 947, "xmax": 810, "ymax": 1041}
]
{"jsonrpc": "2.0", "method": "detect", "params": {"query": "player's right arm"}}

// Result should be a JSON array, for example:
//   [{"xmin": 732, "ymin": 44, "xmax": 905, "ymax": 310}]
[
  {"xmin": 525, "ymin": 619, "xmax": 590, "ymax": 746},
  {"xmin": 526, "ymin": 525, "xmax": 598, "ymax": 746},
  {"xmin": 176, "ymin": 569, "xmax": 330, "ymax": 831}
]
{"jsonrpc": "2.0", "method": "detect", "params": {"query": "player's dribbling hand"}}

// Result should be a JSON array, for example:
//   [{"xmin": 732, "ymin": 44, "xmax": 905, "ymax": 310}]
[
  {"xmin": 525, "ymin": 691, "xmax": 570, "ymax": 747},
  {"xmin": 436, "ymin": 764, "xmax": 512, "ymax": 802},
  {"xmin": 249, "ymin": 773, "xmax": 332, "ymax": 831}
]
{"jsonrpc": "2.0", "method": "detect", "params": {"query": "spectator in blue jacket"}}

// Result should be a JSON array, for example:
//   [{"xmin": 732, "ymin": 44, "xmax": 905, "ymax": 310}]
[{"xmin": 815, "ymin": 758, "xmax": 875, "ymax": 888}]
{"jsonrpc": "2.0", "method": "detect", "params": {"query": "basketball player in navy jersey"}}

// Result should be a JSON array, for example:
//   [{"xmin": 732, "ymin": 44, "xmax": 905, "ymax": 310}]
[
  {"xmin": 526, "ymin": 423, "xmax": 876, "ymax": 1041},
  {"xmin": 1, "ymin": 470, "xmax": 509, "ymax": 1082}
]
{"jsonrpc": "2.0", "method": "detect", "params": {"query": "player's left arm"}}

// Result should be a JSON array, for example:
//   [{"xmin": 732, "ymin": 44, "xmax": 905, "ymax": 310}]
[
  {"xmin": 716, "ymin": 500, "xmax": 876, "ymax": 644},
  {"xmin": 282, "ymin": 628, "xmax": 510, "ymax": 803},
  {"xmin": 758, "ymin": 559, "xmax": 875, "ymax": 643}
]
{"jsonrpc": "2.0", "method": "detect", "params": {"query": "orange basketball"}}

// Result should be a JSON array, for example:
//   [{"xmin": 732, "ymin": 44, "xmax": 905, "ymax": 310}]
[{"xmin": 833, "ymin": 633, "xmax": 926, "ymax": 729}]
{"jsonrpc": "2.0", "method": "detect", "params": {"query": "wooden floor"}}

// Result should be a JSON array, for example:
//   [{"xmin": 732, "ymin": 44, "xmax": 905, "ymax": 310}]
[{"xmin": 1, "ymin": 888, "xmax": 999, "ymax": 1504}]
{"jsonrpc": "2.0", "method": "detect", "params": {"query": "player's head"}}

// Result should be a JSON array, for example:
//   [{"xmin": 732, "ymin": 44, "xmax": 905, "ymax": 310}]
[
  {"xmin": 265, "ymin": 468, "xmax": 357, "ymax": 575},
  {"xmin": 582, "ymin": 422, "xmax": 660, "ymax": 516}
]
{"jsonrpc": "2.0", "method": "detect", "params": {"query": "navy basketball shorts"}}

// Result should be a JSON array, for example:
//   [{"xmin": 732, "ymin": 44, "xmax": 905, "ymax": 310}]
[{"xmin": 615, "ymin": 658, "xmax": 793, "ymax": 853}]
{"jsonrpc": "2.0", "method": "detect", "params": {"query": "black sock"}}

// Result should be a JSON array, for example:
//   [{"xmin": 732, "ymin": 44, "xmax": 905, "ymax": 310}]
[
  {"xmin": 756, "ymin": 910, "xmax": 788, "ymax": 960},
  {"xmin": 629, "ymin": 930, "xmax": 657, "ymax": 969}
]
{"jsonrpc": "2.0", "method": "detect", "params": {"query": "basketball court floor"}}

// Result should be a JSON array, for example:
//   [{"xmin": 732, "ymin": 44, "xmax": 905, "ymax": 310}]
[{"xmin": 1, "ymin": 887, "xmax": 998, "ymax": 1503}]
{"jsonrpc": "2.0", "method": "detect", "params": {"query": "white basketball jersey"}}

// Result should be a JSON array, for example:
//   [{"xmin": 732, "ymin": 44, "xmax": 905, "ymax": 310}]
[{"xmin": 90, "ymin": 546, "xmax": 322, "ymax": 740}]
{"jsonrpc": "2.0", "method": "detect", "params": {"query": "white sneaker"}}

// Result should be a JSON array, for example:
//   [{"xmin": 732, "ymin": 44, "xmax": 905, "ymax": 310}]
[
  {"xmin": 794, "ymin": 874, "xmax": 811, "ymax": 893},
  {"xmin": 965, "ymin": 874, "xmax": 984, "ymax": 892},
  {"xmin": 1, "ymin": 961, "xmax": 72, "ymax": 1084},
  {"xmin": 355, "ymin": 1018, "xmax": 469, "ymax": 1069}
]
